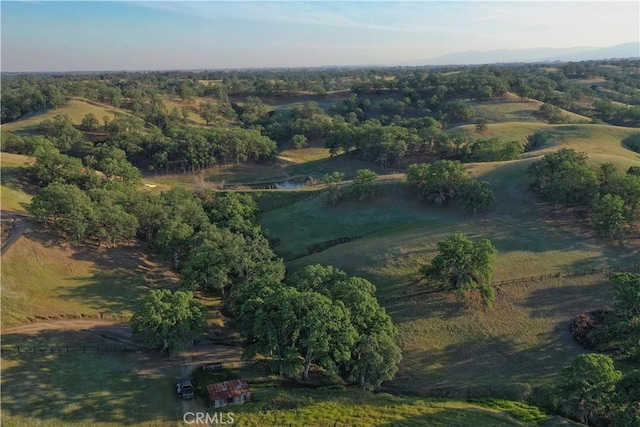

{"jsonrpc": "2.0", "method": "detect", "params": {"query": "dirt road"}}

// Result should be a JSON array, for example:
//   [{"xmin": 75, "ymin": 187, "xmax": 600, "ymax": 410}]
[{"xmin": 1, "ymin": 211, "xmax": 30, "ymax": 255}]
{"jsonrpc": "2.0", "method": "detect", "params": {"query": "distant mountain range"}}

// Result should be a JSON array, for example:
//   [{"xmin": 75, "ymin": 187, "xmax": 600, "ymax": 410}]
[{"xmin": 413, "ymin": 42, "xmax": 639, "ymax": 66}]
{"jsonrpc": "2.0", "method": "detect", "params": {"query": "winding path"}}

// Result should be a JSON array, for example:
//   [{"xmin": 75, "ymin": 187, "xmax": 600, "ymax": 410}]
[{"xmin": 1, "ymin": 211, "xmax": 30, "ymax": 255}]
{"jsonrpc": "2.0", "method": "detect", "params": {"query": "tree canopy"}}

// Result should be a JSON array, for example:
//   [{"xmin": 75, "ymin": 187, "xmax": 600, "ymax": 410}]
[
  {"xmin": 130, "ymin": 289, "xmax": 207, "ymax": 354},
  {"xmin": 422, "ymin": 233, "xmax": 497, "ymax": 306}
]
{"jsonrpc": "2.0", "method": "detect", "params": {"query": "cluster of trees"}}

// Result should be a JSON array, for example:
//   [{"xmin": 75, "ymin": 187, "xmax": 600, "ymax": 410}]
[
  {"xmin": 528, "ymin": 148, "xmax": 640, "ymax": 238},
  {"xmin": 555, "ymin": 354, "xmax": 639, "ymax": 426},
  {"xmin": 407, "ymin": 160, "xmax": 496, "ymax": 213},
  {"xmin": 232, "ymin": 264, "xmax": 401, "ymax": 387},
  {"xmin": 589, "ymin": 272, "xmax": 640, "ymax": 362},
  {"xmin": 121, "ymin": 191, "xmax": 401, "ymax": 387},
  {"xmin": 422, "ymin": 233, "xmax": 497, "ymax": 306}
]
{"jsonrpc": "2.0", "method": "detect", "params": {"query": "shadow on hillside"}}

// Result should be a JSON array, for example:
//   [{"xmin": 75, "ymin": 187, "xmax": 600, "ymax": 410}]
[
  {"xmin": 385, "ymin": 290, "xmax": 462, "ymax": 323},
  {"xmin": 397, "ymin": 406, "xmax": 523, "ymax": 426},
  {"xmin": 521, "ymin": 280, "xmax": 612, "ymax": 320},
  {"xmin": 57, "ymin": 268, "xmax": 147, "ymax": 315},
  {"xmin": 394, "ymin": 324, "xmax": 581, "ymax": 398},
  {"xmin": 51, "ymin": 245, "xmax": 153, "ymax": 315},
  {"xmin": 0, "ymin": 327, "xmax": 179, "ymax": 425}
]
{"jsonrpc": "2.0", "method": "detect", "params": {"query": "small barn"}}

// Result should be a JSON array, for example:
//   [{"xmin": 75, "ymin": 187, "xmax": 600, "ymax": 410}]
[{"xmin": 207, "ymin": 379, "xmax": 250, "ymax": 408}]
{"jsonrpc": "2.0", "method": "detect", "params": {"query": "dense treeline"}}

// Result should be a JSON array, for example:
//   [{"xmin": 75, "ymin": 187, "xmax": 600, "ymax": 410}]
[
  {"xmin": 555, "ymin": 273, "xmax": 640, "ymax": 426},
  {"xmin": 528, "ymin": 148, "xmax": 640, "ymax": 238},
  {"xmin": 3, "ymin": 59, "xmax": 638, "ymax": 187},
  {"xmin": 24, "ymin": 149, "xmax": 401, "ymax": 386}
]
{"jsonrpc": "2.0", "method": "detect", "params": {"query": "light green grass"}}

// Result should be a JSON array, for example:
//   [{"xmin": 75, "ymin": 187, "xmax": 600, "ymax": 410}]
[
  {"xmin": 1, "ymin": 237, "xmax": 150, "ymax": 326},
  {"xmin": 259, "ymin": 144, "xmax": 639, "ymax": 397},
  {"xmin": 1, "ymin": 335, "xmax": 181, "ymax": 427},
  {"xmin": 0, "ymin": 346, "xmax": 540, "ymax": 427},
  {"xmin": 469, "ymin": 93, "xmax": 590, "ymax": 124},
  {"xmin": 1, "ymin": 153, "xmax": 34, "ymax": 212},
  {"xmin": 1, "ymin": 99, "xmax": 126, "ymax": 135},
  {"xmin": 229, "ymin": 389, "xmax": 535, "ymax": 426}
]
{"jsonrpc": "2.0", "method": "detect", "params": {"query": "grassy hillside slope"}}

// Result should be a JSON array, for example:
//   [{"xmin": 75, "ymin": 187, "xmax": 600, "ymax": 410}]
[
  {"xmin": 1, "ymin": 153, "xmax": 33, "ymax": 212},
  {"xmin": 1, "ymin": 98, "xmax": 127, "ymax": 135},
  {"xmin": 259, "ymin": 119, "xmax": 640, "ymax": 398}
]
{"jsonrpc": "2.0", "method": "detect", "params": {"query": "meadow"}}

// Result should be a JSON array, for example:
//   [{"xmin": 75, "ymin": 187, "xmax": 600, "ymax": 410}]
[{"xmin": 2, "ymin": 69, "xmax": 639, "ymax": 426}]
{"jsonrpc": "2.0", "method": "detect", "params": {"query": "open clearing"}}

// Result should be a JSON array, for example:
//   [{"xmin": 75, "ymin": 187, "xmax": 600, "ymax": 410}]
[{"xmin": 1, "ymin": 98, "xmax": 128, "ymax": 136}]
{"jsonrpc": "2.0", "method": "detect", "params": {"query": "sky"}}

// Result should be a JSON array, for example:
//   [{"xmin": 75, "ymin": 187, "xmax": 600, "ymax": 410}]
[{"xmin": 1, "ymin": 1, "xmax": 639, "ymax": 72}]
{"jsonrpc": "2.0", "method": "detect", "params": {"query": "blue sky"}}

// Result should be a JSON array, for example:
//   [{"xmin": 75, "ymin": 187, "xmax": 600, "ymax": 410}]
[{"xmin": 1, "ymin": 1, "xmax": 638, "ymax": 72}]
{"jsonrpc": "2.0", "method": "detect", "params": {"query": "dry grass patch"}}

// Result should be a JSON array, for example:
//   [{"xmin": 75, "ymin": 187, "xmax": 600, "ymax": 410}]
[
  {"xmin": 1, "ymin": 235, "xmax": 151, "ymax": 326},
  {"xmin": 1, "ymin": 99, "xmax": 126, "ymax": 135}
]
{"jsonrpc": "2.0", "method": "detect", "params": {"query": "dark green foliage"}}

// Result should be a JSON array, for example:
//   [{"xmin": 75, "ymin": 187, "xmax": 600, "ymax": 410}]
[
  {"xmin": 130, "ymin": 289, "xmax": 207, "ymax": 354},
  {"xmin": 591, "ymin": 194, "xmax": 629, "ymax": 238},
  {"xmin": 421, "ymin": 233, "xmax": 497, "ymax": 306},
  {"xmin": 80, "ymin": 113, "xmax": 100, "ymax": 131},
  {"xmin": 407, "ymin": 160, "xmax": 495, "ymax": 213},
  {"xmin": 180, "ymin": 227, "xmax": 284, "ymax": 298},
  {"xmin": 555, "ymin": 354, "xmax": 622, "ymax": 425},
  {"xmin": 290, "ymin": 265, "xmax": 401, "ymax": 387},
  {"xmin": 467, "ymin": 138, "xmax": 523, "ymax": 162},
  {"xmin": 38, "ymin": 114, "xmax": 85, "ymax": 152},
  {"xmin": 524, "ymin": 131, "xmax": 550, "ymax": 153},
  {"xmin": 86, "ymin": 187, "xmax": 139, "ymax": 246},
  {"xmin": 85, "ymin": 146, "xmax": 142, "ymax": 183},
  {"xmin": 590, "ymin": 273, "xmax": 640, "ymax": 362},
  {"xmin": 538, "ymin": 103, "xmax": 569, "ymax": 124},
  {"xmin": 350, "ymin": 169, "xmax": 378, "ymax": 201},
  {"xmin": 200, "ymin": 191, "xmax": 260, "ymax": 237},
  {"xmin": 611, "ymin": 371, "xmax": 640, "ymax": 427},
  {"xmin": 323, "ymin": 171, "xmax": 345, "ymax": 205},
  {"xmin": 528, "ymin": 149, "xmax": 599, "ymax": 207},
  {"xmin": 29, "ymin": 183, "xmax": 94, "ymax": 241},
  {"xmin": 29, "ymin": 146, "xmax": 101, "ymax": 190},
  {"xmin": 291, "ymin": 134, "xmax": 308, "ymax": 149},
  {"xmin": 457, "ymin": 180, "xmax": 496, "ymax": 213},
  {"xmin": 622, "ymin": 133, "xmax": 640, "ymax": 154},
  {"xmin": 407, "ymin": 160, "xmax": 467, "ymax": 205}
]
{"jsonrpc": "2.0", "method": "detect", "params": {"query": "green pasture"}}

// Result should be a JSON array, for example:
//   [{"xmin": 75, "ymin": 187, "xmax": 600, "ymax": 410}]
[
  {"xmin": 1, "ymin": 236, "xmax": 150, "ymax": 326},
  {"xmin": 1, "ymin": 99, "xmax": 126, "ymax": 136},
  {"xmin": 1, "ymin": 153, "xmax": 33, "ymax": 212},
  {"xmin": 1, "ymin": 332, "xmax": 181, "ymax": 427}
]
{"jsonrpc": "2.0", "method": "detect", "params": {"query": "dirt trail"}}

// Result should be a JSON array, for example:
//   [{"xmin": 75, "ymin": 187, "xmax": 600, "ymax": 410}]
[
  {"xmin": 2, "ymin": 319, "xmax": 244, "ymax": 372},
  {"xmin": 1, "ymin": 211, "xmax": 30, "ymax": 255}
]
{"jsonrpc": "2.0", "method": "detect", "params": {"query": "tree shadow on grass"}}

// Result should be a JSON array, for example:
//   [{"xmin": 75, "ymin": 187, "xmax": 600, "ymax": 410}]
[
  {"xmin": 385, "ymin": 290, "xmax": 463, "ymax": 323},
  {"xmin": 394, "ymin": 406, "xmax": 528, "ymax": 426},
  {"xmin": 520, "ymin": 280, "xmax": 613, "ymax": 320},
  {"xmin": 391, "ymin": 322, "xmax": 584, "ymax": 400},
  {"xmin": 57, "ymin": 268, "xmax": 148, "ymax": 316},
  {"xmin": 0, "ymin": 327, "xmax": 181, "ymax": 425},
  {"xmin": 54, "ymin": 244, "xmax": 159, "ymax": 316}
]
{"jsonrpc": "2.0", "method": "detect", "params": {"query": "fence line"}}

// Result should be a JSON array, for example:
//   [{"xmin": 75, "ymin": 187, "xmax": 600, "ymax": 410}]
[
  {"xmin": 1, "ymin": 344, "xmax": 137, "ymax": 354},
  {"xmin": 383, "ymin": 262, "xmax": 640, "ymax": 303}
]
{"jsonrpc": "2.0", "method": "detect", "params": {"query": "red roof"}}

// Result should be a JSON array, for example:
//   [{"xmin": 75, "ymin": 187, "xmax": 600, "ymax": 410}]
[{"xmin": 207, "ymin": 379, "xmax": 250, "ymax": 401}]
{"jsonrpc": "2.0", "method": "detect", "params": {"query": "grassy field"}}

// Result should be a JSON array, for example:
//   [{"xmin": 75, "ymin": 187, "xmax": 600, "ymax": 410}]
[
  {"xmin": 258, "ymin": 122, "xmax": 640, "ymax": 400},
  {"xmin": 1, "ymin": 329, "xmax": 182, "ymax": 427},
  {"xmin": 469, "ymin": 92, "xmax": 590, "ymax": 124},
  {"xmin": 0, "ymin": 236, "xmax": 153, "ymax": 326},
  {"xmin": 2, "ymin": 90, "xmax": 637, "ymax": 425},
  {"xmin": 0, "ymin": 341, "xmax": 543, "ymax": 427},
  {"xmin": 1, "ymin": 153, "xmax": 34, "ymax": 213},
  {"xmin": 1, "ymin": 99, "xmax": 126, "ymax": 136}
]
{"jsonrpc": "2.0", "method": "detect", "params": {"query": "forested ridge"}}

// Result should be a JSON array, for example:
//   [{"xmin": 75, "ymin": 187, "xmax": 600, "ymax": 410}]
[{"xmin": 2, "ymin": 58, "xmax": 639, "ymax": 426}]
